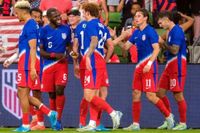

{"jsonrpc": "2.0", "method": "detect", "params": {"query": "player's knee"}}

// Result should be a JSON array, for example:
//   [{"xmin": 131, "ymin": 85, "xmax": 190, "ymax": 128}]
[
  {"xmin": 173, "ymin": 92, "xmax": 184, "ymax": 101},
  {"xmin": 56, "ymin": 89, "xmax": 64, "ymax": 96},
  {"xmin": 84, "ymin": 95, "xmax": 92, "ymax": 102},
  {"xmin": 157, "ymin": 88, "xmax": 167, "ymax": 98},
  {"xmin": 146, "ymin": 93, "xmax": 156, "ymax": 102},
  {"xmin": 49, "ymin": 92, "xmax": 56, "ymax": 99},
  {"xmin": 132, "ymin": 90, "xmax": 141, "ymax": 101},
  {"xmin": 32, "ymin": 90, "xmax": 41, "ymax": 99}
]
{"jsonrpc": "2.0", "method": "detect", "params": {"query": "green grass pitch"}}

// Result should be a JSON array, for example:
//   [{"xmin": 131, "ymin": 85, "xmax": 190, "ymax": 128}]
[{"xmin": 0, "ymin": 128, "xmax": 200, "ymax": 133}]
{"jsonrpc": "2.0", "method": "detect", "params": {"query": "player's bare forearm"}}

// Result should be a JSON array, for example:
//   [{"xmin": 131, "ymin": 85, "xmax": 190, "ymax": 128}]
[
  {"xmin": 179, "ymin": 12, "xmax": 194, "ymax": 32},
  {"xmin": 7, "ymin": 50, "xmax": 19, "ymax": 63},
  {"xmin": 105, "ymin": 39, "xmax": 114, "ymax": 62},
  {"xmin": 149, "ymin": 43, "xmax": 160, "ymax": 62},
  {"xmin": 73, "ymin": 38, "xmax": 79, "ymax": 53},
  {"xmin": 102, "ymin": 0, "xmax": 109, "ymax": 26},
  {"xmin": 29, "ymin": 39, "xmax": 37, "ymax": 70},
  {"xmin": 117, "ymin": 0, "xmax": 125, "ymax": 12},
  {"xmin": 113, "ymin": 35, "xmax": 126, "ymax": 46},
  {"xmin": 86, "ymin": 36, "xmax": 98, "ymax": 57},
  {"xmin": 40, "ymin": 45, "xmax": 52, "ymax": 59},
  {"xmin": 164, "ymin": 44, "xmax": 179, "ymax": 55}
]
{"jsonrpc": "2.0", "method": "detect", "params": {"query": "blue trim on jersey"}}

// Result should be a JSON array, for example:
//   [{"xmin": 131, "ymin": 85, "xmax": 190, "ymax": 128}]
[
  {"xmin": 153, "ymin": 62, "xmax": 157, "ymax": 88},
  {"xmin": 91, "ymin": 54, "xmax": 96, "ymax": 84},
  {"xmin": 178, "ymin": 55, "xmax": 182, "ymax": 85},
  {"xmin": 25, "ymin": 48, "xmax": 30, "ymax": 70},
  {"xmin": 25, "ymin": 70, "xmax": 28, "ymax": 86}
]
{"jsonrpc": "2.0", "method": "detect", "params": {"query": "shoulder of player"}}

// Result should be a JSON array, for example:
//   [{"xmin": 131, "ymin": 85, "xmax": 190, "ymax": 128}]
[
  {"xmin": 144, "ymin": 25, "xmax": 158, "ymax": 36},
  {"xmin": 76, "ymin": 21, "xmax": 87, "ymax": 29},
  {"xmin": 25, "ymin": 19, "xmax": 37, "ymax": 27},
  {"xmin": 170, "ymin": 25, "xmax": 184, "ymax": 36}
]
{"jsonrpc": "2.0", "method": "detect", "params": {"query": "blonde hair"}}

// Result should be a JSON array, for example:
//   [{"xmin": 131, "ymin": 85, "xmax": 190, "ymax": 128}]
[{"xmin": 14, "ymin": 0, "xmax": 31, "ymax": 9}]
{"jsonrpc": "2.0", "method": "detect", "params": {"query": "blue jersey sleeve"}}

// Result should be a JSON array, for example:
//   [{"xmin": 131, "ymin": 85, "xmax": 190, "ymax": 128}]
[
  {"xmin": 26, "ymin": 20, "xmax": 38, "ymax": 41},
  {"xmin": 170, "ymin": 27, "xmax": 183, "ymax": 47},
  {"xmin": 86, "ymin": 21, "xmax": 98, "ymax": 37},
  {"xmin": 128, "ymin": 32, "xmax": 136, "ymax": 44},
  {"xmin": 149, "ymin": 28, "xmax": 159, "ymax": 45}
]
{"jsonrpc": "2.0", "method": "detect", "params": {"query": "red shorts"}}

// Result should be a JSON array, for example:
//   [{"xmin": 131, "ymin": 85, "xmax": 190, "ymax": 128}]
[
  {"xmin": 159, "ymin": 70, "xmax": 186, "ymax": 92},
  {"xmin": 132, "ymin": 71, "xmax": 158, "ymax": 92},
  {"xmin": 41, "ymin": 62, "xmax": 68, "ymax": 92},
  {"xmin": 17, "ymin": 70, "xmax": 41, "ymax": 90},
  {"xmin": 80, "ymin": 68, "xmax": 109, "ymax": 90}
]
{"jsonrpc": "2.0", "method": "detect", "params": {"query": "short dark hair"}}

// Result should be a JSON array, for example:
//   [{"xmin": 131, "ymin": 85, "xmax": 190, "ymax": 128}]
[
  {"xmin": 136, "ymin": 8, "xmax": 149, "ymax": 22},
  {"xmin": 47, "ymin": 8, "xmax": 58, "ymax": 18},
  {"xmin": 30, "ymin": 8, "xmax": 42, "ymax": 17},
  {"xmin": 132, "ymin": 2, "xmax": 142, "ymax": 8},
  {"xmin": 82, "ymin": 3, "xmax": 99, "ymax": 18},
  {"xmin": 158, "ymin": 11, "xmax": 173, "ymax": 21}
]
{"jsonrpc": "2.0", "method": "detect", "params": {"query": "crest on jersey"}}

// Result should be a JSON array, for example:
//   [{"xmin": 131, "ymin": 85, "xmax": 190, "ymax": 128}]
[
  {"xmin": 82, "ymin": 24, "xmax": 86, "ymax": 28},
  {"xmin": 62, "ymin": 33, "xmax": 67, "ymax": 40},
  {"xmin": 168, "ymin": 36, "xmax": 171, "ymax": 42},
  {"xmin": 2, "ymin": 69, "xmax": 22, "ymax": 119},
  {"xmin": 142, "ymin": 34, "xmax": 146, "ymax": 41}
]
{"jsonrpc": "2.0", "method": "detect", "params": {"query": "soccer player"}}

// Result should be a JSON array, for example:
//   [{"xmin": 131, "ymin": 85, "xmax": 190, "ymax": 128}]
[
  {"xmin": 73, "ymin": 3, "xmax": 122, "ymax": 131},
  {"xmin": 2, "ymin": 7, "xmax": 46, "ymax": 131},
  {"xmin": 157, "ymin": 11, "xmax": 188, "ymax": 130},
  {"xmin": 113, "ymin": 9, "xmax": 174, "ymax": 130},
  {"xmin": 40, "ymin": 8, "xmax": 71, "ymax": 130},
  {"xmin": 13, "ymin": 1, "xmax": 57, "ymax": 132}
]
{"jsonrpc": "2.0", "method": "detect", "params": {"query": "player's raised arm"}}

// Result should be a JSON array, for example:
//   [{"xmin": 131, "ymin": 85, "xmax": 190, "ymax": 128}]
[
  {"xmin": 113, "ymin": 28, "xmax": 133, "ymax": 50},
  {"xmin": 105, "ymin": 38, "xmax": 114, "ymax": 62},
  {"xmin": 178, "ymin": 12, "xmax": 194, "ymax": 32}
]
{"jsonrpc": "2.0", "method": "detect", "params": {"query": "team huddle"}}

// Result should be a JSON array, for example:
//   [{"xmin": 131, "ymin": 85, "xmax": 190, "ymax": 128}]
[{"xmin": 1, "ymin": 0, "xmax": 188, "ymax": 132}]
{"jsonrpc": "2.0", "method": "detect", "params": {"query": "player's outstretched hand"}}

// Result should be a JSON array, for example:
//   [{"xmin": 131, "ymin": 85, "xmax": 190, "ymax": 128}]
[
  {"xmin": 70, "ymin": 51, "xmax": 79, "ymax": 60},
  {"xmin": 3, "ymin": 60, "xmax": 12, "ymax": 68},
  {"xmin": 143, "ymin": 64, "xmax": 151, "ymax": 73},
  {"xmin": 30, "ymin": 68, "xmax": 38, "ymax": 81}
]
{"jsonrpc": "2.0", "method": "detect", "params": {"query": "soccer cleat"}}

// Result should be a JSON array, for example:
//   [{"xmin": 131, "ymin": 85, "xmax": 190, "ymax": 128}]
[
  {"xmin": 13, "ymin": 125, "xmax": 30, "ymax": 132},
  {"xmin": 111, "ymin": 111, "xmax": 123, "ymax": 129},
  {"xmin": 95, "ymin": 124, "xmax": 110, "ymax": 131},
  {"xmin": 76, "ymin": 124, "xmax": 96, "ymax": 132},
  {"xmin": 30, "ymin": 118, "xmax": 37, "ymax": 128},
  {"xmin": 31, "ymin": 124, "xmax": 45, "ymax": 130},
  {"xmin": 172, "ymin": 123, "xmax": 187, "ymax": 130},
  {"xmin": 166, "ymin": 113, "xmax": 175, "ymax": 129},
  {"xmin": 123, "ymin": 123, "xmax": 140, "ymax": 131},
  {"xmin": 55, "ymin": 120, "xmax": 63, "ymax": 131},
  {"xmin": 49, "ymin": 111, "xmax": 58, "ymax": 129},
  {"xmin": 157, "ymin": 121, "xmax": 168, "ymax": 129},
  {"xmin": 79, "ymin": 124, "xmax": 84, "ymax": 128}
]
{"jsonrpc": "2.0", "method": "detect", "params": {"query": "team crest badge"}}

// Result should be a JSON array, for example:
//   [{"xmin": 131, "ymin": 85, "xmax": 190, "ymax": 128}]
[
  {"xmin": 2, "ymin": 69, "xmax": 22, "ymax": 119},
  {"xmin": 82, "ymin": 24, "xmax": 86, "ymax": 28},
  {"xmin": 168, "ymin": 36, "xmax": 171, "ymax": 42},
  {"xmin": 142, "ymin": 34, "xmax": 146, "ymax": 41},
  {"xmin": 62, "ymin": 33, "xmax": 67, "ymax": 40}
]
